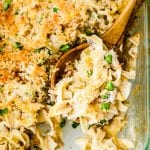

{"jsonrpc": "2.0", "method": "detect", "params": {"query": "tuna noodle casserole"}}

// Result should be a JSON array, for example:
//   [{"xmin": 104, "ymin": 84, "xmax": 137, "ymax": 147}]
[
  {"xmin": 0, "ymin": 0, "xmax": 139, "ymax": 150},
  {"xmin": 51, "ymin": 34, "xmax": 140, "ymax": 150}
]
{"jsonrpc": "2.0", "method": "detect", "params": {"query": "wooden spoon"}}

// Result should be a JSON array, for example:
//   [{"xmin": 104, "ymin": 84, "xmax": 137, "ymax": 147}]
[
  {"xmin": 101, "ymin": 0, "xmax": 137, "ymax": 46},
  {"xmin": 51, "ymin": 0, "xmax": 139, "ymax": 87}
]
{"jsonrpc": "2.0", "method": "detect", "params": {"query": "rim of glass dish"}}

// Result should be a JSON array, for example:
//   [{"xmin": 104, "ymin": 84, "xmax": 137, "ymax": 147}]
[{"xmin": 144, "ymin": 0, "xmax": 150, "ymax": 149}]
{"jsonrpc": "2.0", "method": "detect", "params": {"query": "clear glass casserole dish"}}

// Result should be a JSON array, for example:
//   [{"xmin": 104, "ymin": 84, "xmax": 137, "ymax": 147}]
[
  {"xmin": 62, "ymin": 1, "xmax": 150, "ymax": 150},
  {"xmin": 126, "ymin": 1, "xmax": 150, "ymax": 149}
]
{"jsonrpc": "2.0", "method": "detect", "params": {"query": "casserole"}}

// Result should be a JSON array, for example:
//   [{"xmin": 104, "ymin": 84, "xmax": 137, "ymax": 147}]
[{"xmin": 62, "ymin": 2, "xmax": 150, "ymax": 150}]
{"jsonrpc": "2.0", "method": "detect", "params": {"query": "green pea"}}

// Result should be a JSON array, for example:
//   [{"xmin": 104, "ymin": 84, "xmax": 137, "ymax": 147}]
[
  {"xmin": 3, "ymin": 0, "xmax": 12, "ymax": 11},
  {"xmin": 60, "ymin": 44, "xmax": 70, "ymax": 52},
  {"xmin": 104, "ymin": 54, "xmax": 112, "ymax": 64},
  {"xmin": 53, "ymin": 7, "xmax": 59, "ymax": 13},
  {"xmin": 100, "ymin": 102, "xmax": 110, "ymax": 111},
  {"xmin": 106, "ymin": 81, "xmax": 115, "ymax": 91},
  {"xmin": 0, "ymin": 108, "xmax": 8, "ymax": 116}
]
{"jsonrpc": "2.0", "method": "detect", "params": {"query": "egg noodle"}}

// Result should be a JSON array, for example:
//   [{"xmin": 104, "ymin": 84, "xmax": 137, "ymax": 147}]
[{"xmin": 51, "ymin": 34, "xmax": 140, "ymax": 150}]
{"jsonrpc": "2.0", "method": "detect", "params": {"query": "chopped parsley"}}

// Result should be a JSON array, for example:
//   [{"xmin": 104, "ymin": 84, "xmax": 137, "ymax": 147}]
[
  {"xmin": 98, "ymin": 119, "xmax": 108, "ymax": 126},
  {"xmin": 60, "ymin": 44, "xmax": 71, "ymax": 53},
  {"xmin": 0, "ymin": 108, "xmax": 8, "ymax": 116},
  {"xmin": 41, "ymin": 86, "xmax": 49, "ymax": 91},
  {"xmin": 3, "ymin": 43, "xmax": 7, "ymax": 47},
  {"xmin": 13, "ymin": 42, "xmax": 23, "ymax": 50},
  {"xmin": 88, "ymin": 123, "xmax": 96, "ymax": 129},
  {"xmin": 15, "ymin": 9, "xmax": 19, "ymax": 15},
  {"xmin": 100, "ymin": 92, "xmax": 110, "ymax": 99},
  {"xmin": 60, "ymin": 118, "xmax": 67, "ymax": 128},
  {"xmin": 87, "ymin": 70, "xmax": 93, "ymax": 77},
  {"xmin": 3, "ymin": 0, "xmax": 12, "ymax": 11},
  {"xmin": 100, "ymin": 102, "xmax": 110, "ymax": 111},
  {"xmin": 48, "ymin": 101, "xmax": 55, "ymax": 106},
  {"xmin": 53, "ymin": 7, "xmax": 59, "ymax": 13},
  {"xmin": 0, "ymin": 48, "xmax": 3, "ymax": 53},
  {"xmin": 34, "ymin": 47, "xmax": 51, "ymax": 55},
  {"xmin": 37, "ymin": 59, "xmax": 47, "ymax": 66},
  {"xmin": 0, "ymin": 43, "xmax": 7, "ymax": 53},
  {"xmin": 104, "ymin": 54, "xmax": 112, "ymax": 64},
  {"xmin": 105, "ymin": 81, "xmax": 115, "ymax": 91},
  {"xmin": 34, "ymin": 48, "xmax": 42, "ymax": 53},
  {"xmin": 88, "ymin": 119, "xmax": 108, "ymax": 129},
  {"xmin": 85, "ymin": 29, "xmax": 93, "ymax": 36},
  {"xmin": 47, "ymin": 49, "xmax": 52, "ymax": 55},
  {"xmin": 72, "ymin": 121, "xmax": 80, "ymax": 128},
  {"xmin": 0, "ymin": 85, "xmax": 3, "ymax": 92}
]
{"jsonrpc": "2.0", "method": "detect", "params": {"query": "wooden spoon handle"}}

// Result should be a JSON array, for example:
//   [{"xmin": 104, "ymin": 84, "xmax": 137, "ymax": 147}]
[{"xmin": 102, "ymin": 0, "xmax": 137, "ymax": 46}]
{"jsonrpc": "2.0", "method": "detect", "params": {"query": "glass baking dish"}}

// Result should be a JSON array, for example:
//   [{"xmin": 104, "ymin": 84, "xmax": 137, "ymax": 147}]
[
  {"xmin": 124, "ymin": 1, "xmax": 150, "ymax": 149},
  {"xmin": 62, "ymin": 1, "xmax": 150, "ymax": 150}
]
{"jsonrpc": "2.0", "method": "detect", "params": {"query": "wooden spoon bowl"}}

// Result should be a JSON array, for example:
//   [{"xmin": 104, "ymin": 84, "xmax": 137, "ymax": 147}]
[
  {"xmin": 51, "ymin": 43, "xmax": 89, "ymax": 87},
  {"xmin": 51, "ymin": 0, "xmax": 144, "ymax": 88}
]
